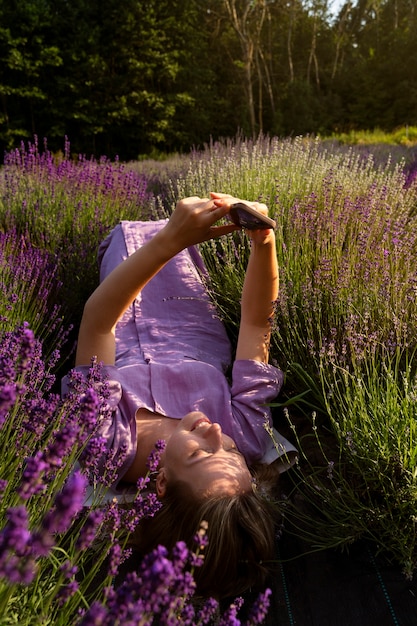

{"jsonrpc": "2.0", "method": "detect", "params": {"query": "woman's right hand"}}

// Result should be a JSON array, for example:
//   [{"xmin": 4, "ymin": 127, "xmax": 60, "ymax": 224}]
[{"xmin": 161, "ymin": 196, "xmax": 239, "ymax": 253}]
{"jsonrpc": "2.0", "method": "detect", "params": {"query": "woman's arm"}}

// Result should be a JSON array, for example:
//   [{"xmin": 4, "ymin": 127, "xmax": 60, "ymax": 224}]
[
  {"xmin": 210, "ymin": 193, "xmax": 279, "ymax": 363},
  {"xmin": 236, "ymin": 225, "xmax": 278, "ymax": 363},
  {"xmin": 75, "ymin": 197, "xmax": 238, "ymax": 366}
]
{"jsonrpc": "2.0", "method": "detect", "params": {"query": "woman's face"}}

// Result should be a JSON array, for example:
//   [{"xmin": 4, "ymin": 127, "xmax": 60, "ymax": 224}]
[{"xmin": 157, "ymin": 412, "xmax": 253, "ymax": 498}]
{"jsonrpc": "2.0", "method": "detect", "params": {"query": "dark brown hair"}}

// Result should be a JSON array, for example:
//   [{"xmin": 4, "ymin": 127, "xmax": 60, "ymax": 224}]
[{"xmin": 130, "ymin": 463, "xmax": 281, "ymax": 599}]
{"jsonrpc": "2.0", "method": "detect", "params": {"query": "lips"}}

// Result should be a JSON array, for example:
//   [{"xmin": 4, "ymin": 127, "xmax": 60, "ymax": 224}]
[{"xmin": 191, "ymin": 417, "xmax": 211, "ymax": 431}]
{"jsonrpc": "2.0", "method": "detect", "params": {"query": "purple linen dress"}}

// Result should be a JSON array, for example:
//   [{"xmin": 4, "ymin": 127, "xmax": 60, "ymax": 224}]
[{"xmin": 62, "ymin": 220, "xmax": 296, "ymax": 488}]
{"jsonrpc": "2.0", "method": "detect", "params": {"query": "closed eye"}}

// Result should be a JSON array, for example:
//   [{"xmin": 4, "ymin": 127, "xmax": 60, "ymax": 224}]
[
  {"xmin": 227, "ymin": 447, "xmax": 244, "ymax": 457},
  {"xmin": 191, "ymin": 448, "xmax": 242, "ymax": 458},
  {"xmin": 190, "ymin": 449, "xmax": 211, "ymax": 458}
]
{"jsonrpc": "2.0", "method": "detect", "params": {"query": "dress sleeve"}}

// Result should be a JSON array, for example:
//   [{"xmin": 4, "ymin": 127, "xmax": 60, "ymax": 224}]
[
  {"xmin": 61, "ymin": 365, "xmax": 138, "ymax": 489},
  {"xmin": 229, "ymin": 359, "xmax": 291, "ymax": 465}
]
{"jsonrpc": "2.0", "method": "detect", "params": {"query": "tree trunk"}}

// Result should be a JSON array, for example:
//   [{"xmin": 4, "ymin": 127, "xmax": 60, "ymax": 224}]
[{"xmin": 223, "ymin": 0, "xmax": 267, "ymax": 136}]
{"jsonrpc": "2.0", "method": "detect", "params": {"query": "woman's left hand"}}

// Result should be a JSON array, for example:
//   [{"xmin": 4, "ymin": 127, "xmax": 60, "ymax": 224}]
[{"xmin": 162, "ymin": 195, "xmax": 240, "ymax": 252}]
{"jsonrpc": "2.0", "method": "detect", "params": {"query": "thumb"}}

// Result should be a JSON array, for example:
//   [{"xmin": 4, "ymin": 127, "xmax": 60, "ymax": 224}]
[{"xmin": 210, "ymin": 191, "xmax": 231, "ymax": 200}]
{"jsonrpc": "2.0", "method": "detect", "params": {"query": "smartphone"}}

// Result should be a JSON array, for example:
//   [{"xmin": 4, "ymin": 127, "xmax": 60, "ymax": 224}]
[{"xmin": 228, "ymin": 202, "xmax": 276, "ymax": 230}]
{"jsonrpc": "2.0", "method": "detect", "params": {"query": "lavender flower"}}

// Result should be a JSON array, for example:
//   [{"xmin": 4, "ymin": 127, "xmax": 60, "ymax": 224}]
[
  {"xmin": 78, "ymin": 600, "xmax": 107, "ymax": 625},
  {"xmin": 29, "ymin": 528, "xmax": 55, "ymax": 558},
  {"xmin": 0, "ymin": 479, "xmax": 8, "ymax": 501},
  {"xmin": 43, "ymin": 423, "xmax": 82, "ymax": 469},
  {"xmin": 404, "ymin": 159, "xmax": 417, "ymax": 188},
  {"xmin": 196, "ymin": 597, "xmax": 219, "ymax": 623},
  {"xmin": 107, "ymin": 541, "xmax": 123, "ymax": 578},
  {"xmin": 20, "ymin": 395, "xmax": 60, "ymax": 439},
  {"xmin": 101, "ymin": 442, "xmax": 129, "ymax": 488},
  {"xmin": 18, "ymin": 452, "xmax": 49, "ymax": 500},
  {"xmin": 146, "ymin": 439, "xmax": 166, "ymax": 473},
  {"xmin": 76, "ymin": 509, "xmax": 105, "ymax": 551},
  {"xmin": 56, "ymin": 580, "xmax": 79, "ymax": 607},
  {"xmin": 218, "ymin": 597, "xmax": 245, "ymax": 626},
  {"xmin": 79, "ymin": 387, "xmax": 100, "ymax": 433},
  {"xmin": 0, "ymin": 506, "xmax": 31, "ymax": 554},
  {"xmin": 42, "ymin": 471, "xmax": 87, "ymax": 534},
  {"xmin": 0, "ymin": 383, "xmax": 17, "ymax": 426},
  {"xmin": 243, "ymin": 588, "xmax": 272, "ymax": 626},
  {"xmin": 16, "ymin": 325, "xmax": 36, "ymax": 372},
  {"xmin": 80, "ymin": 436, "xmax": 108, "ymax": 483},
  {"xmin": 0, "ymin": 506, "xmax": 37, "ymax": 584},
  {"xmin": 0, "ymin": 554, "xmax": 37, "ymax": 585}
]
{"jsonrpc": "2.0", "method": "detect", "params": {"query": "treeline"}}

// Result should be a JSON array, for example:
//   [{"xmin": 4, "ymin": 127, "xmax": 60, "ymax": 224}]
[{"xmin": 1, "ymin": 0, "xmax": 416, "ymax": 160}]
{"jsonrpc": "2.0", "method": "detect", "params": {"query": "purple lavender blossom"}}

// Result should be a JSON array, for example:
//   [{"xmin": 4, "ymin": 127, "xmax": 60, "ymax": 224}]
[
  {"xmin": 218, "ymin": 597, "xmax": 245, "ymax": 626},
  {"xmin": 80, "ymin": 436, "xmax": 108, "ymax": 483},
  {"xmin": 0, "ymin": 229, "xmax": 65, "ymax": 345},
  {"xmin": 404, "ymin": 158, "xmax": 417, "ymax": 188},
  {"xmin": 76, "ymin": 509, "xmax": 105, "ymax": 552},
  {"xmin": 0, "ymin": 506, "xmax": 37, "ymax": 584},
  {"xmin": 42, "ymin": 471, "xmax": 87, "ymax": 534},
  {"xmin": 29, "ymin": 528, "xmax": 55, "ymax": 558},
  {"xmin": 146, "ymin": 439, "xmax": 166, "ymax": 473},
  {"xmin": 78, "ymin": 600, "xmax": 107, "ymax": 625},
  {"xmin": 0, "ymin": 554, "xmax": 37, "ymax": 585},
  {"xmin": 18, "ymin": 452, "xmax": 49, "ymax": 500},
  {"xmin": 0, "ymin": 506, "xmax": 31, "ymax": 554},
  {"xmin": 43, "ymin": 423, "xmax": 82, "ymax": 468},
  {"xmin": 56, "ymin": 579, "xmax": 79, "ymax": 607},
  {"xmin": 76, "ymin": 536, "xmax": 266, "ymax": 625},
  {"xmin": 79, "ymin": 387, "xmax": 100, "ymax": 432},
  {"xmin": 101, "ymin": 442, "xmax": 129, "ymax": 488},
  {"xmin": 243, "ymin": 588, "xmax": 272, "ymax": 626},
  {"xmin": 0, "ymin": 479, "xmax": 8, "ymax": 501},
  {"xmin": 59, "ymin": 560, "xmax": 78, "ymax": 579},
  {"xmin": 20, "ymin": 395, "xmax": 60, "ymax": 439},
  {"xmin": 197, "ymin": 597, "xmax": 219, "ymax": 623},
  {"xmin": 107, "ymin": 541, "xmax": 123, "ymax": 578},
  {"xmin": 17, "ymin": 325, "xmax": 36, "ymax": 372},
  {"xmin": 0, "ymin": 383, "xmax": 17, "ymax": 426}
]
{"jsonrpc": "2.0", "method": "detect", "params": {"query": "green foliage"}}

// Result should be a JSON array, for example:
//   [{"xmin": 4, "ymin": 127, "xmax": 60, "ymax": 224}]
[
  {"xmin": 0, "ymin": 138, "xmax": 159, "ymax": 355},
  {"xmin": 1, "ymin": 0, "xmax": 417, "ymax": 158},
  {"xmin": 2, "ymin": 132, "xmax": 417, "ymax": 583},
  {"xmin": 330, "ymin": 126, "xmax": 417, "ymax": 146},
  {"xmin": 284, "ymin": 349, "xmax": 417, "ymax": 578},
  {"xmin": 175, "ymin": 135, "xmax": 417, "ymax": 574}
]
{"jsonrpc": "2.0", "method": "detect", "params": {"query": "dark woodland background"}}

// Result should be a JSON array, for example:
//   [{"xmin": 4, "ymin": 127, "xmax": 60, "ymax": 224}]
[{"xmin": 1, "ymin": 0, "xmax": 416, "ymax": 160}]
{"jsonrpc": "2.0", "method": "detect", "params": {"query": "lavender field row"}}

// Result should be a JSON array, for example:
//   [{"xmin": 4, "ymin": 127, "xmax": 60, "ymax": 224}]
[{"xmin": 1, "ymin": 135, "xmax": 417, "ymax": 623}]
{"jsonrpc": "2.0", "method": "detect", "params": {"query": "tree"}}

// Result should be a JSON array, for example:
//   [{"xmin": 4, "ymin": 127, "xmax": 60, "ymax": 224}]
[
  {"xmin": 0, "ymin": 0, "xmax": 62, "ymax": 149},
  {"xmin": 222, "ymin": 0, "xmax": 270, "ymax": 136},
  {"xmin": 46, "ymin": 0, "xmax": 204, "ymax": 157}
]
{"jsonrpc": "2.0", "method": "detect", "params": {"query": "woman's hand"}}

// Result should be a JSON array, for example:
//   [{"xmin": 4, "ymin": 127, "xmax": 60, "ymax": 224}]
[
  {"xmin": 161, "ymin": 196, "xmax": 239, "ymax": 254},
  {"xmin": 210, "ymin": 192, "xmax": 274, "ymax": 246}
]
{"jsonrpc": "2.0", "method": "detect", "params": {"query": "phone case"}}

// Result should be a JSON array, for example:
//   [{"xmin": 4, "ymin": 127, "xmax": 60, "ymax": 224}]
[{"xmin": 228, "ymin": 202, "xmax": 276, "ymax": 230}]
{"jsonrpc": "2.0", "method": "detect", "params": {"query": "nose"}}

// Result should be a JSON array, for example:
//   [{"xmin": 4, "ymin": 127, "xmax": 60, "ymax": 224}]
[{"xmin": 203, "ymin": 423, "xmax": 223, "ymax": 451}]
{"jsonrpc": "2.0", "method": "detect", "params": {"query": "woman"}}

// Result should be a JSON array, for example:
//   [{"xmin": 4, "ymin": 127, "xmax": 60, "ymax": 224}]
[{"xmin": 71, "ymin": 192, "xmax": 296, "ymax": 598}]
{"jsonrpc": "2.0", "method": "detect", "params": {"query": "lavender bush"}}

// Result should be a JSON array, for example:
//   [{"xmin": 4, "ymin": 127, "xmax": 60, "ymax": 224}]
[
  {"xmin": 0, "ymin": 138, "xmax": 273, "ymax": 624},
  {"xmin": 0, "ymin": 324, "xmax": 270, "ymax": 624},
  {"xmin": 0, "ymin": 136, "xmax": 158, "ymax": 339},
  {"xmin": 181, "ymin": 136, "xmax": 417, "ymax": 576},
  {"xmin": 1, "ymin": 133, "xmax": 417, "ymax": 620}
]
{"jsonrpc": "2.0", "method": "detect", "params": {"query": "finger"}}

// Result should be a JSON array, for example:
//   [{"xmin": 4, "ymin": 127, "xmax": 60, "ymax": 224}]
[
  {"xmin": 180, "ymin": 196, "xmax": 205, "ymax": 204},
  {"xmin": 208, "ymin": 203, "xmax": 231, "ymax": 220},
  {"xmin": 210, "ymin": 191, "xmax": 229, "ymax": 198},
  {"xmin": 210, "ymin": 191, "xmax": 235, "ymax": 202},
  {"xmin": 252, "ymin": 202, "xmax": 269, "ymax": 215},
  {"xmin": 206, "ymin": 224, "xmax": 241, "ymax": 239}
]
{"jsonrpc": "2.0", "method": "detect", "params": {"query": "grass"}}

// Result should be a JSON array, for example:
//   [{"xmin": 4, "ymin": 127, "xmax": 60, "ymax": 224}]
[
  {"xmin": 328, "ymin": 125, "xmax": 417, "ymax": 147},
  {"xmin": 173, "ymin": 134, "xmax": 417, "ymax": 575}
]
